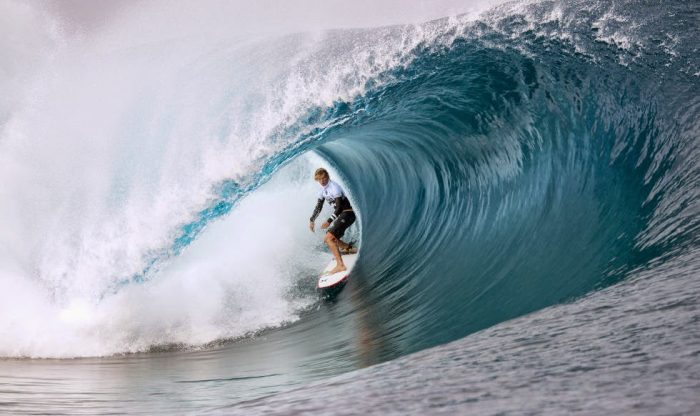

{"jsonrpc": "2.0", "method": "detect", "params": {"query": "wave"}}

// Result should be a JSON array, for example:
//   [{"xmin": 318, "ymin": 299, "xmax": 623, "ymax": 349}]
[
  {"xmin": 316, "ymin": 0, "xmax": 699, "ymax": 357},
  {"xmin": 0, "ymin": 0, "xmax": 697, "ymax": 362}
]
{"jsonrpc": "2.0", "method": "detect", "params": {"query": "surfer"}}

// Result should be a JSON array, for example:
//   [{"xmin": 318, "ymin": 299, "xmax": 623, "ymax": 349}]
[{"xmin": 309, "ymin": 168, "xmax": 357, "ymax": 274}]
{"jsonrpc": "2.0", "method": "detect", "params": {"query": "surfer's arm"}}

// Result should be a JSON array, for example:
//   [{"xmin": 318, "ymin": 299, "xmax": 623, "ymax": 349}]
[
  {"xmin": 309, "ymin": 198, "xmax": 324, "ymax": 222},
  {"xmin": 327, "ymin": 197, "xmax": 344, "ymax": 224}
]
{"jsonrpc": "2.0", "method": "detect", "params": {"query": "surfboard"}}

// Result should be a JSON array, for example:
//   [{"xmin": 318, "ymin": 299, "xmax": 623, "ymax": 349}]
[{"xmin": 317, "ymin": 253, "xmax": 358, "ymax": 291}]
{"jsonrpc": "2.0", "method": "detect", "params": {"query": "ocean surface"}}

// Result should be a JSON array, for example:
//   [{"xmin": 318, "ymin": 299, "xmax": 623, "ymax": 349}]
[{"xmin": 0, "ymin": 0, "xmax": 698, "ymax": 414}]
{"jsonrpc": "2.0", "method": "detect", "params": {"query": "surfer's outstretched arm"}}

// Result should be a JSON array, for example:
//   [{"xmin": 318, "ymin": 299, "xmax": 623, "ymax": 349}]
[{"xmin": 309, "ymin": 198, "xmax": 324, "ymax": 232}]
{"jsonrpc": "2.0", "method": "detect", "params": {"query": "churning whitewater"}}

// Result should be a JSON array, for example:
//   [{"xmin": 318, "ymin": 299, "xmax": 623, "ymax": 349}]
[{"xmin": 0, "ymin": 0, "xmax": 698, "ymax": 414}]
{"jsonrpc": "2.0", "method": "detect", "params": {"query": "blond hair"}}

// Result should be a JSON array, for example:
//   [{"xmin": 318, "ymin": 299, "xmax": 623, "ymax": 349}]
[{"xmin": 314, "ymin": 168, "xmax": 329, "ymax": 179}]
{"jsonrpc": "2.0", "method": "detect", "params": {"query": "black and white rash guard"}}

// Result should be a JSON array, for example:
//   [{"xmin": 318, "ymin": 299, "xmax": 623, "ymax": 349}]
[{"xmin": 309, "ymin": 180, "xmax": 353, "ymax": 223}]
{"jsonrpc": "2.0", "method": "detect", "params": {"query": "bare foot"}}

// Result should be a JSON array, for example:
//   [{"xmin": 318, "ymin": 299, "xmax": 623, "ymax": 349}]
[
  {"xmin": 340, "ymin": 246, "xmax": 358, "ymax": 255},
  {"xmin": 327, "ymin": 264, "xmax": 347, "ymax": 274}
]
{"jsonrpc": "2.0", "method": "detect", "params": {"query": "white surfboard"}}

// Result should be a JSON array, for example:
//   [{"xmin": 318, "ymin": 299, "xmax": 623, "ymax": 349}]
[{"xmin": 317, "ymin": 253, "xmax": 358, "ymax": 290}]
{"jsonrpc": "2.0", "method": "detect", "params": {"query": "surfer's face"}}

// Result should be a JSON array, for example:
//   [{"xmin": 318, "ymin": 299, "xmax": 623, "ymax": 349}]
[{"xmin": 316, "ymin": 175, "xmax": 329, "ymax": 186}]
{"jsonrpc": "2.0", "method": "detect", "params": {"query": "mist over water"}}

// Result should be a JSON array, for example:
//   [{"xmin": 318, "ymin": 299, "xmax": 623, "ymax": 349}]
[{"xmin": 1, "ymin": 0, "xmax": 481, "ymax": 357}]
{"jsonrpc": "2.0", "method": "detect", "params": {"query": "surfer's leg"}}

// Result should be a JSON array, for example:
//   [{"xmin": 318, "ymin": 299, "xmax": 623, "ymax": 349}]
[
  {"xmin": 324, "ymin": 232, "xmax": 346, "ymax": 274},
  {"xmin": 337, "ymin": 239, "xmax": 357, "ymax": 254},
  {"xmin": 328, "ymin": 211, "xmax": 356, "ymax": 254}
]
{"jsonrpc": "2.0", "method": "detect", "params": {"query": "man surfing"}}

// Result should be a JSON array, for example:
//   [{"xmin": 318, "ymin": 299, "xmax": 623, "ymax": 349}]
[{"xmin": 309, "ymin": 168, "xmax": 357, "ymax": 274}]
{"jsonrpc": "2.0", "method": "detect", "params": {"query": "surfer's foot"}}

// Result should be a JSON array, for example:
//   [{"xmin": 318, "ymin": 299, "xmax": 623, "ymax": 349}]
[
  {"xmin": 340, "ymin": 240, "xmax": 358, "ymax": 255},
  {"xmin": 328, "ymin": 264, "xmax": 347, "ymax": 274}
]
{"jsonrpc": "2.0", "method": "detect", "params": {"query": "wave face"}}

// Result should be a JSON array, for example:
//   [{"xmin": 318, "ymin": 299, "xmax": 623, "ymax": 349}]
[
  {"xmin": 0, "ymin": 0, "xmax": 698, "ymax": 406},
  {"xmin": 312, "ymin": 0, "xmax": 699, "ymax": 358}
]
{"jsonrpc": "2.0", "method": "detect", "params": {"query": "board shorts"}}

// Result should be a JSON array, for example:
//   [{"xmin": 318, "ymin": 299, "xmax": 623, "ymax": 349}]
[{"xmin": 328, "ymin": 211, "xmax": 356, "ymax": 239}]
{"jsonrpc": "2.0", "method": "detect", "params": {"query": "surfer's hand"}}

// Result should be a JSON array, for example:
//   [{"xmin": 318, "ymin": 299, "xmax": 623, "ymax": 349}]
[
  {"xmin": 309, "ymin": 221, "xmax": 315, "ymax": 232},
  {"xmin": 321, "ymin": 221, "xmax": 330, "ymax": 229}
]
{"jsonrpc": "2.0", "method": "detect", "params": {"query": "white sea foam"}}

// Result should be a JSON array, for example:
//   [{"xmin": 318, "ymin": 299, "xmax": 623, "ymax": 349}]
[
  {"xmin": 1, "ymin": 156, "xmax": 335, "ymax": 357},
  {"xmin": 0, "ymin": 0, "xmax": 504, "ymax": 357}
]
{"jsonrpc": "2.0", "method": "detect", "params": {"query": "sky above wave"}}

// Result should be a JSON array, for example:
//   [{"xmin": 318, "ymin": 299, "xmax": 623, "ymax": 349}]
[{"xmin": 39, "ymin": 0, "xmax": 508, "ymax": 35}]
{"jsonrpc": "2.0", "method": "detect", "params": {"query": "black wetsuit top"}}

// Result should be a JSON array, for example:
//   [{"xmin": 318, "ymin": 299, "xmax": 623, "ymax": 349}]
[{"xmin": 310, "ymin": 180, "xmax": 353, "ymax": 224}]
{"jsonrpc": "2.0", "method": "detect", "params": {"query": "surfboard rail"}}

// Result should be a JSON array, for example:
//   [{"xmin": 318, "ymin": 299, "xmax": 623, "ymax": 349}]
[{"xmin": 317, "ymin": 253, "xmax": 357, "ymax": 290}]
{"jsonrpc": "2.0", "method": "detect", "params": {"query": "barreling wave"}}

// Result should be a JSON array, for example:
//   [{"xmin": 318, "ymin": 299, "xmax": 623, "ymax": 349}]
[
  {"xmin": 312, "ymin": 0, "xmax": 700, "ymax": 355},
  {"xmin": 175, "ymin": 0, "xmax": 699, "ymax": 358},
  {"xmin": 0, "ymin": 0, "xmax": 697, "ymax": 361}
]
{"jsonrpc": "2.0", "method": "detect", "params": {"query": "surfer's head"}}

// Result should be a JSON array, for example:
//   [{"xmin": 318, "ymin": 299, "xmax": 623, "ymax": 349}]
[{"xmin": 314, "ymin": 168, "xmax": 330, "ymax": 186}]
